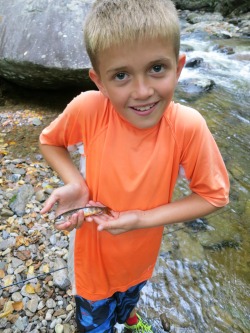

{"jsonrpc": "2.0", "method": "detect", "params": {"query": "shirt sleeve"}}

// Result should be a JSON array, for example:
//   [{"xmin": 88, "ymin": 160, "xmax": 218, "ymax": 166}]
[
  {"xmin": 39, "ymin": 95, "xmax": 83, "ymax": 149},
  {"xmin": 177, "ymin": 106, "xmax": 230, "ymax": 207},
  {"xmin": 39, "ymin": 91, "xmax": 107, "ymax": 150}
]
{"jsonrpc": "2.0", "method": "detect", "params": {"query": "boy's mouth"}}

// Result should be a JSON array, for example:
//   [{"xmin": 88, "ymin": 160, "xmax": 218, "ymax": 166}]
[{"xmin": 130, "ymin": 102, "xmax": 158, "ymax": 115}]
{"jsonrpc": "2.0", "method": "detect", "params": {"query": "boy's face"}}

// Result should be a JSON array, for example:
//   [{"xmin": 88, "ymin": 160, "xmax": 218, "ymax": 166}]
[{"xmin": 89, "ymin": 38, "xmax": 186, "ymax": 129}]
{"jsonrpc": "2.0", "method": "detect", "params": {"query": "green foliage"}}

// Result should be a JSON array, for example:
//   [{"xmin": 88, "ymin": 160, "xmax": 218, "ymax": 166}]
[
  {"xmin": 213, "ymin": 0, "xmax": 249, "ymax": 15},
  {"xmin": 9, "ymin": 194, "xmax": 17, "ymax": 205}
]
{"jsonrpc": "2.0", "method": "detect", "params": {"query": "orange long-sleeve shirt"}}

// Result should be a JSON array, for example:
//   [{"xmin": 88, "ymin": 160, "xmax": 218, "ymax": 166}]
[{"xmin": 40, "ymin": 91, "xmax": 229, "ymax": 300}]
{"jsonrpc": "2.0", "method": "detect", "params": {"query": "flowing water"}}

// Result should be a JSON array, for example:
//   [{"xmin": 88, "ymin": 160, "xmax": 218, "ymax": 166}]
[{"xmin": 126, "ymin": 37, "xmax": 250, "ymax": 332}]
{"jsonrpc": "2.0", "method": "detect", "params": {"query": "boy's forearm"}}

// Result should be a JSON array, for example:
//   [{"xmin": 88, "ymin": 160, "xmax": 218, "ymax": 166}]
[
  {"xmin": 137, "ymin": 193, "xmax": 221, "ymax": 228},
  {"xmin": 39, "ymin": 143, "xmax": 86, "ymax": 186}
]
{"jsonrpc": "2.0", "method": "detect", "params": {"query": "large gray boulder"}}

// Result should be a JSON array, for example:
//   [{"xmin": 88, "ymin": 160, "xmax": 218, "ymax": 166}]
[{"xmin": 0, "ymin": 0, "xmax": 94, "ymax": 90}]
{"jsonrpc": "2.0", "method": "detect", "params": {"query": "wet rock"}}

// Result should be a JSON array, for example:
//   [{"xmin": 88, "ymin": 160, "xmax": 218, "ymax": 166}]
[
  {"xmin": 176, "ymin": 231, "xmax": 205, "ymax": 263},
  {"xmin": 177, "ymin": 78, "xmax": 215, "ymax": 99},
  {"xmin": 212, "ymin": 44, "xmax": 235, "ymax": 54},
  {"xmin": 196, "ymin": 217, "xmax": 242, "ymax": 249},
  {"xmin": 163, "ymin": 307, "xmax": 192, "ymax": 328},
  {"xmin": 180, "ymin": 44, "xmax": 195, "ymax": 53},
  {"xmin": 181, "ymin": 19, "xmax": 240, "ymax": 39},
  {"xmin": 185, "ymin": 57, "xmax": 204, "ymax": 68},
  {"xmin": 160, "ymin": 313, "xmax": 171, "ymax": 332},
  {"xmin": 230, "ymin": 53, "xmax": 250, "ymax": 62},
  {"xmin": 186, "ymin": 12, "xmax": 224, "ymax": 24},
  {"xmin": 185, "ymin": 218, "xmax": 209, "ymax": 232}
]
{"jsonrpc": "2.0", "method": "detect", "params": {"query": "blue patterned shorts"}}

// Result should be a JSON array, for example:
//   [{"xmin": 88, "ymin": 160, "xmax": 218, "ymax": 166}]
[{"xmin": 75, "ymin": 281, "xmax": 147, "ymax": 332}]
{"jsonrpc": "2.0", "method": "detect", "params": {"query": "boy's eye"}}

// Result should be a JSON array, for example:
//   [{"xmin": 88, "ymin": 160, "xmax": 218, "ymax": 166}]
[
  {"xmin": 151, "ymin": 64, "xmax": 164, "ymax": 73},
  {"xmin": 115, "ymin": 72, "xmax": 127, "ymax": 80}
]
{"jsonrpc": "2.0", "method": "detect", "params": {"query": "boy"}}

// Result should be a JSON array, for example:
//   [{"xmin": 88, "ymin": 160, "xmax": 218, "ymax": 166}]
[{"xmin": 39, "ymin": 0, "xmax": 229, "ymax": 332}]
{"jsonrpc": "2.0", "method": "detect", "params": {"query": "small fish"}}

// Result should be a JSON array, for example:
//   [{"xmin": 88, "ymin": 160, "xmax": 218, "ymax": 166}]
[{"xmin": 54, "ymin": 206, "xmax": 112, "ymax": 225}]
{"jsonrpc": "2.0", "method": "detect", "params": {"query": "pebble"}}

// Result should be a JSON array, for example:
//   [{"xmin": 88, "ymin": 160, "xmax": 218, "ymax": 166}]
[
  {"xmin": 35, "ymin": 189, "xmax": 46, "ymax": 202},
  {"xmin": 11, "ymin": 291, "xmax": 23, "ymax": 302},
  {"xmin": 38, "ymin": 300, "xmax": 45, "ymax": 310},
  {"xmin": 55, "ymin": 323, "xmax": 64, "ymax": 333},
  {"xmin": 26, "ymin": 297, "xmax": 39, "ymax": 313},
  {"xmin": 66, "ymin": 304, "xmax": 73, "ymax": 312},
  {"xmin": 0, "ymin": 208, "xmax": 14, "ymax": 217},
  {"xmin": 45, "ymin": 309, "xmax": 54, "ymax": 321},
  {"xmin": 32, "ymin": 117, "xmax": 42, "ymax": 126},
  {"xmin": 46, "ymin": 298, "xmax": 57, "ymax": 309},
  {"xmin": 63, "ymin": 324, "xmax": 72, "ymax": 333}
]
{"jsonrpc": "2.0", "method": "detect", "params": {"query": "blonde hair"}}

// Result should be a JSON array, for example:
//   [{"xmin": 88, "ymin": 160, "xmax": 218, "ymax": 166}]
[{"xmin": 84, "ymin": 0, "xmax": 180, "ymax": 71}]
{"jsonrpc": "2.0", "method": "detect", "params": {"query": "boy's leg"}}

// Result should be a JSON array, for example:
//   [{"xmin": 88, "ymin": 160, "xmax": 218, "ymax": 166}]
[
  {"xmin": 115, "ymin": 281, "xmax": 154, "ymax": 332},
  {"xmin": 115, "ymin": 281, "xmax": 147, "ymax": 324},
  {"xmin": 75, "ymin": 295, "xmax": 117, "ymax": 333}
]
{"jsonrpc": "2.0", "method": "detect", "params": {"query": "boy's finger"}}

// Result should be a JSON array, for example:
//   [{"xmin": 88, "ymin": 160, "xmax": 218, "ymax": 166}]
[
  {"xmin": 85, "ymin": 216, "xmax": 93, "ymax": 222},
  {"xmin": 77, "ymin": 210, "xmax": 85, "ymax": 222},
  {"xmin": 97, "ymin": 221, "xmax": 116, "ymax": 231},
  {"xmin": 40, "ymin": 196, "xmax": 58, "ymax": 214},
  {"xmin": 88, "ymin": 200, "xmax": 104, "ymax": 207},
  {"xmin": 55, "ymin": 221, "xmax": 72, "ymax": 230}
]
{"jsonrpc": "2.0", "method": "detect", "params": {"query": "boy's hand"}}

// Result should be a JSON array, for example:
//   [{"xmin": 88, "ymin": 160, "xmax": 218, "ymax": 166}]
[
  {"xmin": 40, "ymin": 182, "xmax": 89, "ymax": 231},
  {"xmin": 54, "ymin": 209, "xmax": 87, "ymax": 232},
  {"xmin": 89, "ymin": 201, "xmax": 140, "ymax": 235}
]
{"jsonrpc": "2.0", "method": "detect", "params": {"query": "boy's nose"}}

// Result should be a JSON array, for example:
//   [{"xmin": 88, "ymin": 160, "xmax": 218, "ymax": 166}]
[{"xmin": 131, "ymin": 77, "xmax": 154, "ymax": 99}]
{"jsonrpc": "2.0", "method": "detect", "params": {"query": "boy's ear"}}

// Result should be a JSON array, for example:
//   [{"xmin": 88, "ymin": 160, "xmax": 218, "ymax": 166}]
[
  {"xmin": 176, "ymin": 54, "xmax": 186, "ymax": 81},
  {"xmin": 89, "ymin": 69, "xmax": 108, "ymax": 97}
]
